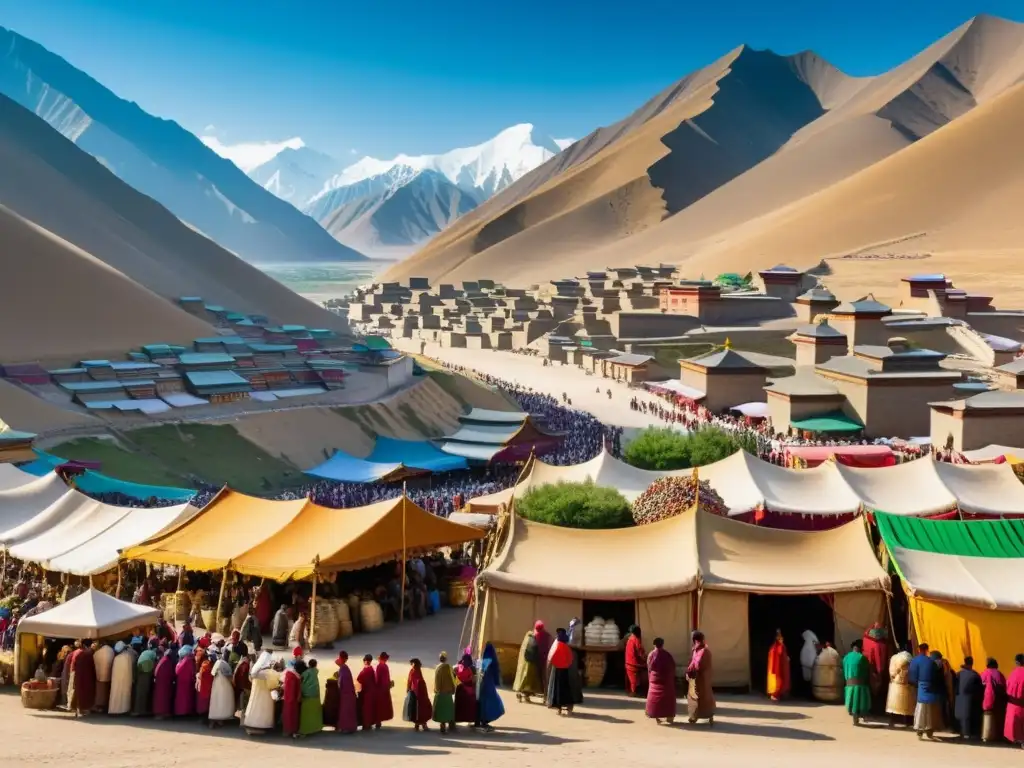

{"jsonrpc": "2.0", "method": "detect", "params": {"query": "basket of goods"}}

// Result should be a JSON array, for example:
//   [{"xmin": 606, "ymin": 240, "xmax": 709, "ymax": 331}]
[
  {"xmin": 631, "ymin": 475, "xmax": 728, "ymax": 525},
  {"xmin": 20, "ymin": 678, "xmax": 58, "ymax": 710},
  {"xmin": 332, "ymin": 599, "xmax": 351, "ymax": 624},
  {"xmin": 583, "ymin": 618, "xmax": 605, "ymax": 647},
  {"xmin": 174, "ymin": 590, "xmax": 191, "ymax": 622},
  {"xmin": 599, "ymin": 621, "xmax": 621, "ymax": 647},
  {"xmin": 312, "ymin": 601, "xmax": 338, "ymax": 647},
  {"xmin": 448, "ymin": 579, "xmax": 472, "ymax": 607},
  {"xmin": 812, "ymin": 644, "xmax": 843, "ymax": 702},
  {"xmin": 359, "ymin": 599, "xmax": 384, "ymax": 633},
  {"xmin": 159, "ymin": 593, "xmax": 175, "ymax": 623},
  {"xmin": 583, "ymin": 650, "xmax": 607, "ymax": 688},
  {"xmin": 231, "ymin": 602, "xmax": 248, "ymax": 632}
]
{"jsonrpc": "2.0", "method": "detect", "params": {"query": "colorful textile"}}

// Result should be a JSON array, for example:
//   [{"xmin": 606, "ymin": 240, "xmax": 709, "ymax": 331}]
[
  {"xmin": 454, "ymin": 657, "xmax": 476, "ymax": 723},
  {"xmin": 403, "ymin": 667, "xmax": 433, "ymax": 725},
  {"xmin": 513, "ymin": 632, "xmax": 542, "ymax": 696},
  {"xmin": 767, "ymin": 641, "xmax": 791, "ymax": 700},
  {"xmin": 1005, "ymin": 666, "xmax": 1024, "ymax": 744},
  {"xmin": 196, "ymin": 657, "xmax": 213, "ymax": 716},
  {"xmin": 625, "ymin": 633, "xmax": 647, "ymax": 695},
  {"xmin": 877, "ymin": 512, "xmax": 1024, "ymax": 557},
  {"xmin": 477, "ymin": 644, "xmax": 505, "ymax": 724},
  {"xmin": 152, "ymin": 651, "xmax": 175, "ymax": 717},
  {"xmin": 132, "ymin": 649, "xmax": 157, "ymax": 716},
  {"xmin": 174, "ymin": 655, "xmax": 196, "ymax": 716},
  {"xmin": 68, "ymin": 647, "xmax": 96, "ymax": 715},
  {"xmin": 299, "ymin": 668, "xmax": 323, "ymax": 735},
  {"xmin": 432, "ymin": 662, "xmax": 456, "ymax": 724},
  {"xmin": 375, "ymin": 661, "xmax": 394, "ymax": 723},
  {"xmin": 886, "ymin": 651, "xmax": 916, "ymax": 716},
  {"xmin": 909, "ymin": 654, "xmax": 942, "ymax": 704},
  {"xmin": 645, "ymin": 647, "xmax": 677, "ymax": 720},
  {"xmin": 686, "ymin": 644, "xmax": 715, "ymax": 721},
  {"xmin": 281, "ymin": 668, "xmax": 301, "ymax": 736}
]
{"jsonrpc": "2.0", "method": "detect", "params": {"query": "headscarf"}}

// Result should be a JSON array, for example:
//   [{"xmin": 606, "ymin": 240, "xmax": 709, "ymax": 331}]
[
  {"xmin": 250, "ymin": 650, "xmax": 274, "ymax": 679},
  {"xmin": 533, "ymin": 620, "xmax": 545, "ymax": 633},
  {"xmin": 687, "ymin": 630, "xmax": 706, "ymax": 674},
  {"xmin": 567, "ymin": 618, "xmax": 580, "ymax": 645},
  {"xmin": 114, "ymin": 640, "xmax": 126, "ymax": 654},
  {"xmin": 481, "ymin": 642, "xmax": 501, "ymax": 687},
  {"xmin": 335, "ymin": 652, "xmax": 349, "ymax": 666},
  {"xmin": 179, "ymin": 644, "xmax": 193, "ymax": 658}
]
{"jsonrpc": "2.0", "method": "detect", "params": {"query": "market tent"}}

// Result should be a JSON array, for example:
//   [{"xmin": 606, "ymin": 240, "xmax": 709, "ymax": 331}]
[
  {"xmin": 123, "ymin": 490, "xmax": 309, "ymax": 570},
  {"xmin": 19, "ymin": 452, "xmax": 195, "ymax": 503},
  {"xmin": 699, "ymin": 451, "xmax": 860, "ymax": 518},
  {"xmin": 8, "ymin": 491, "xmax": 132, "ymax": 565},
  {"xmin": 464, "ymin": 486, "xmax": 514, "ymax": 513},
  {"xmin": 834, "ymin": 458, "xmax": 957, "ymax": 516},
  {"xmin": 934, "ymin": 461, "xmax": 1024, "ymax": 517},
  {"xmin": 440, "ymin": 411, "xmax": 563, "ymax": 462},
  {"xmin": 697, "ymin": 513, "xmax": 889, "ymax": 686},
  {"xmin": 366, "ymin": 437, "xmax": 469, "ymax": 473},
  {"xmin": 961, "ymin": 444, "xmax": 1020, "ymax": 462},
  {"xmin": 785, "ymin": 444, "xmax": 894, "ymax": 468},
  {"xmin": 479, "ymin": 505, "xmax": 698, "ymax": 664},
  {"xmin": 15, "ymin": 589, "xmax": 160, "ymax": 684},
  {"xmin": 0, "ymin": 473, "xmax": 73, "ymax": 543},
  {"xmin": 878, "ymin": 513, "xmax": 1024, "ymax": 668},
  {"xmin": 229, "ymin": 496, "xmax": 484, "ymax": 580},
  {"xmin": 729, "ymin": 402, "xmax": 770, "ymax": 419},
  {"xmin": 790, "ymin": 411, "xmax": 864, "ymax": 433},
  {"xmin": 448, "ymin": 511, "xmax": 496, "ymax": 528},
  {"xmin": 46, "ymin": 501, "xmax": 199, "ymax": 576},
  {"xmin": 305, "ymin": 450, "xmax": 422, "ymax": 484},
  {"xmin": 0, "ymin": 462, "xmax": 37, "ymax": 491}
]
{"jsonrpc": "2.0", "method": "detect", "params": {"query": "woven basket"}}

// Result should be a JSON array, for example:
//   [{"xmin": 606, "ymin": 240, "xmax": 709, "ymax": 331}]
[
  {"xmin": 20, "ymin": 680, "xmax": 58, "ymax": 710},
  {"xmin": 200, "ymin": 609, "xmax": 216, "ymax": 630},
  {"xmin": 448, "ymin": 580, "xmax": 471, "ymax": 607},
  {"xmin": 332, "ymin": 599, "xmax": 351, "ymax": 623},
  {"xmin": 312, "ymin": 601, "xmax": 338, "ymax": 646},
  {"xmin": 583, "ymin": 652, "xmax": 607, "ymax": 688},
  {"xmin": 231, "ymin": 604, "xmax": 248, "ymax": 632},
  {"xmin": 174, "ymin": 590, "xmax": 191, "ymax": 623},
  {"xmin": 347, "ymin": 595, "xmax": 362, "ymax": 632},
  {"xmin": 359, "ymin": 600, "xmax": 384, "ymax": 633},
  {"xmin": 337, "ymin": 619, "xmax": 354, "ymax": 640}
]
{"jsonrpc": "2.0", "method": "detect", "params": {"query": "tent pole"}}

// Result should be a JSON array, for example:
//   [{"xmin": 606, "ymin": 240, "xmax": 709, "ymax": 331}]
[
  {"xmin": 310, "ymin": 560, "xmax": 319, "ymax": 650},
  {"xmin": 400, "ymin": 483, "xmax": 407, "ymax": 623},
  {"xmin": 115, "ymin": 562, "xmax": 122, "ymax": 599},
  {"xmin": 0, "ymin": 549, "xmax": 6, "ymax": 593},
  {"xmin": 214, "ymin": 566, "xmax": 229, "ymax": 630}
]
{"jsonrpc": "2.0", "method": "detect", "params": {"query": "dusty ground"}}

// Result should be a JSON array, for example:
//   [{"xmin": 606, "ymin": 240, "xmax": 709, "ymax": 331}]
[{"xmin": 7, "ymin": 608, "xmax": 1022, "ymax": 767}]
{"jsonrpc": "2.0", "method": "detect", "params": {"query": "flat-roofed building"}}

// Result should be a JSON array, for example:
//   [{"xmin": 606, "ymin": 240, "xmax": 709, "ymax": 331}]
[
  {"xmin": 679, "ymin": 346, "xmax": 768, "ymax": 413},
  {"xmin": 788, "ymin": 319, "xmax": 847, "ymax": 366},
  {"xmin": 930, "ymin": 390, "xmax": 1024, "ymax": 452}
]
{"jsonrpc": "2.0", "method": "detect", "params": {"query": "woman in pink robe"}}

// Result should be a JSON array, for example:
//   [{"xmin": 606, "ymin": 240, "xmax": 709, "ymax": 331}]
[
  {"xmin": 335, "ymin": 652, "xmax": 358, "ymax": 734},
  {"xmin": 281, "ymin": 660, "xmax": 303, "ymax": 738},
  {"xmin": 174, "ymin": 646, "xmax": 197, "ymax": 717},
  {"xmin": 1004, "ymin": 654, "xmax": 1024, "ymax": 745},
  {"xmin": 645, "ymin": 638, "xmax": 677, "ymax": 724},
  {"xmin": 152, "ymin": 646, "xmax": 177, "ymax": 719},
  {"xmin": 195, "ymin": 648, "xmax": 213, "ymax": 717}
]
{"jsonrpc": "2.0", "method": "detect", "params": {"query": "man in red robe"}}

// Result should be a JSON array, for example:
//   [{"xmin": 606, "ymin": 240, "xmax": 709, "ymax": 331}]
[
  {"xmin": 195, "ymin": 647, "xmax": 214, "ymax": 718},
  {"xmin": 861, "ymin": 623, "xmax": 890, "ymax": 714},
  {"xmin": 336, "ymin": 652, "xmax": 359, "ymax": 734},
  {"xmin": 356, "ymin": 654, "xmax": 378, "ymax": 731},
  {"xmin": 645, "ymin": 638, "xmax": 677, "ymax": 724},
  {"xmin": 375, "ymin": 652, "xmax": 394, "ymax": 727},
  {"xmin": 767, "ymin": 629, "xmax": 791, "ymax": 701},
  {"xmin": 404, "ymin": 658, "xmax": 433, "ymax": 730},
  {"xmin": 68, "ymin": 642, "xmax": 97, "ymax": 716},
  {"xmin": 624, "ymin": 625, "xmax": 647, "ymax": 696},
  {"xmin": 281, "ymin": 657, "xmax": 303, "ymax": 738}
]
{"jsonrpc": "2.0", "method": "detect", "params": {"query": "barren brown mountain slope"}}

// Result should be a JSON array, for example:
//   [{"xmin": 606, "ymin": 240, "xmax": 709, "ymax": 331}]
[
  {"xmin": 0, "ymin": 204, "xmax": 213, "ymax": 363},
  {"xmin": 386, "ymin": 15, "xmax": 1024, "ymax": 291},
  {"xmin": 0, "ymin": 94, "xmax": 349, "ymax": 334},
  {"xmin": 682, "ymin": 79, "xmax": 1024, "ymax": 305}
]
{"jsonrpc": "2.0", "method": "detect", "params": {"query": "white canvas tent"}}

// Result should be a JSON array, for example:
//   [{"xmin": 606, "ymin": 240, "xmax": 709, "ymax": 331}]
[
  {"xmin": 15, "ymin": 589, "xmax": 161, "ymax": 683},
  {"xmin": 0, "ymin": 462, "xmax": 38, "ymax": 492},
  {"xmin": 0, "ymin": 473, "xmax": 74, "ymax": 545},
  {"xmin": 891, "ymin": 547, "xmax": 1024, "ymax": 610}
]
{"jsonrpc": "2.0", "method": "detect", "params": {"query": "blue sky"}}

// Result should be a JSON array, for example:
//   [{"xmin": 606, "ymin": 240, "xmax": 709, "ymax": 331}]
[{"xmin": 5, "ymin": 0, "xmax": 1023, "ymax": 164}]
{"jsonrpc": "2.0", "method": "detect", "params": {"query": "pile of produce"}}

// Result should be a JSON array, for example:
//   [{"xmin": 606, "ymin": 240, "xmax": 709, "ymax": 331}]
[
  {"xmin": 631, "ymin": 475, "xmax": 728, "ymax": 525},
  {"xmin": 583, "ymin": 618, "xmax": 621, "ymax": 647}
]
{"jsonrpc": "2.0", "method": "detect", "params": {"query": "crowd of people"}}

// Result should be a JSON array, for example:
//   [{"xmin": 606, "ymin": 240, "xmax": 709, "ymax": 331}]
[{"xmin": 37, "ymin": 628, "xmax": 507, "ymax": 737}]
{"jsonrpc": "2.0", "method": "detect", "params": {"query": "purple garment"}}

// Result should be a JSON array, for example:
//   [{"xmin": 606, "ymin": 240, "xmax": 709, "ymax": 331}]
[
  {"xmin": 174, "ymin": 655, "xmax": 196, "ymax": 716},
  {"xmin": 645, "ymin": 647, "xmax": 677, "ymax": 720},
  {"xmin": 337, "ymin": 665, "xmax": 359, "ymax": 733},
  {"xmin": 152, "ymin": 654, "xmax": 176, "ymax": 717}
]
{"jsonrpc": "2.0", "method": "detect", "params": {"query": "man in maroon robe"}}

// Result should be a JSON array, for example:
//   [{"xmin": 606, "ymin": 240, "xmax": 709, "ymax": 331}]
[
  {"xmin": 152, "ymin": 646, "xmax": 176, "ymax": 718},
  {"xmin": 375, "ymin": 652, "xmax": 394, "ymax": 727},
  {"xmin": 356, "ymin": 654, "xmax": 377, "ymax": 731},
  {"xmin": 336, "ymin": 652, "xmax": 358, "ymax": 734},
  {"xmin": 68, "ymin": 642, "xmax": 97, "ymax": 716},
  {"xmin": 281, "ymin": 659, "xmax": 303, "ymax": 737},
  {"xmin": 645, "ymin": 638, "xmax": 677, "ymax": 724}
]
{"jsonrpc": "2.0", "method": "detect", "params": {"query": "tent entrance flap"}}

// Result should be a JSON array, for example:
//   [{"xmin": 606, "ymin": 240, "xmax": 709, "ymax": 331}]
[{"xmin": 747, "ymin": 593, "xmax": 835, "ymax": 698}]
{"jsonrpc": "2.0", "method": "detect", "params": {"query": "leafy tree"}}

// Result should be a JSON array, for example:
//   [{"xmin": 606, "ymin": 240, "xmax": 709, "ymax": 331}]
[
  {"xmin": 624, "ymin": 426, "xmax": 753, "ymax": 470},
  {"xmin": 517, "ymin": 480, "xmax": 633, "ymax": 529}
]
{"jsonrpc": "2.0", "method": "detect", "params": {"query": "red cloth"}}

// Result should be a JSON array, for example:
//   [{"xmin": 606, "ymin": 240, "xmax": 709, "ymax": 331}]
[
  {"xmin": 232, "ymin": 657, "xmax": 251, "ymax": 711},
  {"xmin": 337, "ymin": 665, "xmax": 359, "ymax": 733},
  {"xmin": 282, "ymin": 668, "xmax": 301, "ymax": 736},
  {"xmin": 256, "ymin": 586, "xmax": 273, "ymax": 634},
  {"xmin": 196, "ymin": 659, "xmax": 213, "ymax": 716},
  {"xmin": 454, "ymin": 663, "xmax": 477, "ymax": 723},
  {"xmin": 983, "ymin": 668, "xmax": 1007, "ymax": 711},
  {"xmin": 645, "ymin": 648, "xmax": 677, "ymax": 719},
  {"xmin": 1005, "ymin": 666, "xmax": 1024, "ymax": 743},
  {"xmin": 549, "ymin": 641, "xmax": 573, "ymax": 670},
  {"xmin": 625, "ymin": 635, "xmax": 647, "ymax": 695},
  {"xmin": 861, "ymin": 629, "xmax": 890, "ymax": 696},
  {"xmin": 767, "ymin": 641, "xmax": 791, "ymax": 699},
  {"xmin": 69, "ymin": 648, "xmax": 97, "ymax": 713},
  {"xmin": 407, "ymin": 668, "xmax": 433, "ymax": 725},
  {"xmin": 375, "ymin": 661, "xmax": 394, "ymax": 723},
  {"xmin": 152, "ymin": 654, "xmax": 175, "ymax": 717},
  {"xmin": 174, "ymin": 656, "xmax": 196, "ymax": 716},
  {"xmin": 356, "ymin": 665, "xmax": 378, "ymax": 729}
]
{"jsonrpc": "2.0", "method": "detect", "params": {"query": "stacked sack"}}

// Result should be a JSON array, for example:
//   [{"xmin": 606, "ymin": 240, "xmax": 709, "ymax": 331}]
[{"xmin": 582, "ymin": 617, "xmax": 622, "ymax": 647}]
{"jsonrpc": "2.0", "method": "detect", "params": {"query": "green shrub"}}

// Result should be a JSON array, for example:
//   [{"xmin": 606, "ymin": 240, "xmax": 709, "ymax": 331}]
[
  {"xmin": 517, "ymin": 480, "xmax": 633, "ymax": 529},
  {"xmin": 624, "ymin": 426, "xmax": 755, "ymax": 470}
]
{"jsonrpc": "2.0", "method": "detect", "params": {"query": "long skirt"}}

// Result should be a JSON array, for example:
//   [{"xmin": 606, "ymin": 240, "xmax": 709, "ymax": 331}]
[
  {"xmin": 322, "ymin": 679, "xmax": 340, "ymax": 728},
  {"xmin": 433, "ymin": 692, "xmax": 455, "ymax": 724},
  {"xmin": 546, "ymin": 667, "xmax": 573, "ymax": 710},
  {"xmin": 885, "ymin": 682, "xmax": 916, "ymax": 716},
  {"xmin": 95, "ymin": 681, "xmax": 111, "ymax": 711},
  {"xmin": 568, "ymin": 651, "xmax": 584, "ymax": 705},
  {"xmin": 982, "ymin": 710, "xmax": 1004, "ymax": 742},
  {"xmin": 132, "ymin": 673, "xmax": 152, "ymax": 716},
  {"xmin": 687, "ymin": 678, "xmax": 715, "ymax": 721},
  {"xmin": 914, "ymin": 701, "xmax": 943, "ymax": 732},
  {"xmin": 299, "ymin": 696, "xmax": 323, "ymax": 735},
  {"xmin": 513, "ymin": 659, "xmax": 542, "ymax": 696},
  {"xmin": 454, "ymin": 685, "xmax": 476, "ymax": 723}
]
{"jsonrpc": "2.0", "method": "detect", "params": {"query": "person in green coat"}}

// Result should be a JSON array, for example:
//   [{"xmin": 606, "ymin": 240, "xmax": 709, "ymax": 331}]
[
  {"xmin": 844, "ymin": 639, "xmax": 872, "ymax": 726},
  {"xmin": 432, "ymin": 652, "xmax": 457, "ymax": 732},
  {"xmin": 299, "ymin": 659, "xmax": 324, "ymax": 736}
]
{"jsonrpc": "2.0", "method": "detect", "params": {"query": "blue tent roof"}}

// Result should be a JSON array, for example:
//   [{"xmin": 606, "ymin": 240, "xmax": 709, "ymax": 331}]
[
  {"xmin": 305, "ymin": 451, "xmax": 411, "ymax": 483},
  {"xmin": 19, "ymin": 452, "xmax": 195, "ymax": 502},
  {"xmin": 367, "ymin": 437, "xmax": 468, "ymax": 472}
]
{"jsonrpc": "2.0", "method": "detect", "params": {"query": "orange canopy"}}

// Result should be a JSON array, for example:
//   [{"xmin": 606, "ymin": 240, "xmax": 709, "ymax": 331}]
[{"xmin": 122, "ymin": 489, "xmax": 484, "ymax": 580}]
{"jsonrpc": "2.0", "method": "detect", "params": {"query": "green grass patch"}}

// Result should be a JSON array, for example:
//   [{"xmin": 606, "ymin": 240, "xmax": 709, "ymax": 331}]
[
  {"xmin": 53, "ymin": 437, "xmax": 190, "ymax": 487},
  {"xmin": 125, "ymin": 423, "xmax": 304, "ymax": 494}
]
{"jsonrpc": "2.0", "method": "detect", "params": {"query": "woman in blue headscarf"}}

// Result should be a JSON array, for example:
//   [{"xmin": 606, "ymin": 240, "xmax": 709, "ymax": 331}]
[{"xmin": 475, "ymin": 643, "xmax": 505, "ymax": 731}]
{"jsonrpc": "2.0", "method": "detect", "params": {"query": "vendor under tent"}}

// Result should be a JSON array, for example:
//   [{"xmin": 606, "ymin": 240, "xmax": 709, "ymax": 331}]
[
  {"xmin": 14, "ymin": 589, "xmax": 160, "ymax": 683},
  {"xmin": 784, "ymin": 444, "xmax": 894, "ymax": 468},
  {"xmin": 877, "ymin": 512, "xmax": 1024, "ymax": 675}
]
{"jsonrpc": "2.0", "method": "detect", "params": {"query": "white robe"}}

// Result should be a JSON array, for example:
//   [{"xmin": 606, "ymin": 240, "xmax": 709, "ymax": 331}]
[
  {"xmin": 800, "ymin": 630, "xmax": 820, "ymax": 683},
  {"xmin": 107, "ymin": 648, "xmax": 137, "ymax": 715},
  {"xmin": 93, "ymin": 644, "xmax": 116, "ymax": 707},
  {"xmin": 243, "ymin": 654, "xmax": 280, "ymax": 731},
  {"xmin": 208, "ymin": 659, "xmax": 236, "ymax": 722}
]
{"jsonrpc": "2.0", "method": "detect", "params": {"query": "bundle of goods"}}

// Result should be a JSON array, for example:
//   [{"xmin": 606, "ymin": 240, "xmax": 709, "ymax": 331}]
[
  {"xmin": 311, "ymin": 600, "xmax": 338, "ymax": 647},
  {"xmin": 811, "ymin": 644, "xmax": 843, "ymax": 702},
  {"xmin": 159, "ymin": 593, "xmax": 175, "ymax": 623},
  {"xmin": 583, "ymin": 651, "xmax": 607, "ymax": 687},
  {"xmin": 359, "ymin": 599, "xmax": 384, "ymax": 633},
  {"xmin": 174, "ymin": 590, "xmax": 191, "ymax": 623},
  {"xmin": 448, "ymin": 578, "xmax": 472, "ymax": 607},
  {"xmin": 20, "ymin": 678, "xmax": 58, "ymax": 710},
  {"xmin": 582, "ymin": 618, "xmax": 621, "ymax": 647},
  {"xmin": 631, "ymin": 475, "xmax": 728, "ymax": 525},
  {"xmin": 346, "ymin": 594, "xmax": 361, "ymax": 632}
]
